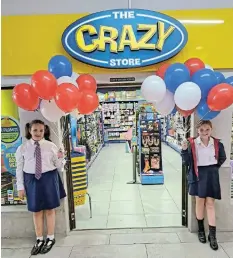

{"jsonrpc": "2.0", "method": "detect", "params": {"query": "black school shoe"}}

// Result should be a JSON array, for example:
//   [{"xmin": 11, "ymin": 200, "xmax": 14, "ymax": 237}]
[
  {"xmin": 31, "ymin": 239, "xmax": 45, "ymax": 255},
  {"xmin": 198, "ymin": 231, "xmax": 207, "ymax": 243},
  {"xmin": 208, "ymin": 235, "xmax": 218, "ymax": 250},
  {"xmin": 40, "ymin": 238, "xmax": 56, "ymax": 254}
]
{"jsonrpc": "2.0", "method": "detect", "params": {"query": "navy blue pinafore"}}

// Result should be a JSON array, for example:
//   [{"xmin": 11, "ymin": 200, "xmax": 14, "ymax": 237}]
[{"xmin": 24, "ymin": 169, "xmax": 66, "ymax": 212}]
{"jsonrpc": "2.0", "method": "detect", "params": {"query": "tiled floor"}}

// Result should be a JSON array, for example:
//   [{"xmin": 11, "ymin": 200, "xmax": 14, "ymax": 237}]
[
  {"xmin": 75, "ymin": 143, "xmax": 182, "ymax": 229},
  {"xmin": 2, "ymin": 229, "xmax": 233, "ymax": 258}
]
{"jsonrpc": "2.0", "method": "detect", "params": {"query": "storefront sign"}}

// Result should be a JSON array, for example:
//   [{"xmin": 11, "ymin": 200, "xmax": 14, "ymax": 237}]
[{"xmin": 62, "ymin": 9, "xmax": 188, "ymax": 69}]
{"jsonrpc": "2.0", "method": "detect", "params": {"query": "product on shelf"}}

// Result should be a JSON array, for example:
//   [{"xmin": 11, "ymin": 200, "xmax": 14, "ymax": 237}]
[
  {"xmin": 101, "ymin": 101, "xmax": 138, "ymax": 143},
  {"xmin": 77, "ymin": 110, "xmax": 104, "ymax": 165}
]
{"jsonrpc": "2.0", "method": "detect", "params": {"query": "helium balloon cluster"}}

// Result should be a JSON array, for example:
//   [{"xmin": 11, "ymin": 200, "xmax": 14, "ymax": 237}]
[
  {"xmin": 12, "ymin": 55, "xmax": 99, "ymax": 122},
  {"xmin": 141, "ymin": 58, "xmax": 233, "ymax": 120}
]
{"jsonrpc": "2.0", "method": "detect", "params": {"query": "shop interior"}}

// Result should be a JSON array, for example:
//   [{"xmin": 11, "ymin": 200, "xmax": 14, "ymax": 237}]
[{"xmin": 71, "ymin": 85, "xmax": 188, "ymax": 229}]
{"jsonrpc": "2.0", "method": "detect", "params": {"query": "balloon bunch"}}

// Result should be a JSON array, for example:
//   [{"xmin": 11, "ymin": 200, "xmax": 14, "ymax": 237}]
[
  {"xmin": 12, "ymin": 55, "xmax": 99, "ymax": 122},
  {"xmin": 142, "ymin": 58, "xmax": 233, "ymax": 120}
]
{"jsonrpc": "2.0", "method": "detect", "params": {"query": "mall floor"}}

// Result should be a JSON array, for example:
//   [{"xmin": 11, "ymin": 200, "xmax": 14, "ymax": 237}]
[{"xmin": 75, "ymin": 143, "xmax": 182, "ymax": 229}]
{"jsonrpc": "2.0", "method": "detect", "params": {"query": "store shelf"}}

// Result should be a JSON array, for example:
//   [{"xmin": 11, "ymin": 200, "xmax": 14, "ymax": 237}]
[
  {"xmin": 86, "ymin": 144, "xmax": 103, "ymax": 170},
  {"xmin": 100, "ymin": 99, "xmax": 144, "ymax": 103}
]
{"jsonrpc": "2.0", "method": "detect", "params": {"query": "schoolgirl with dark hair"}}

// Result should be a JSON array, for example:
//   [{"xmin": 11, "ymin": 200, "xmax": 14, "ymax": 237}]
[
  {"xmin": 16, "ymin": 120, "xmax": 66, "ymax": 255},
  {"xmin": 181, "ymin": 120, "xmax": 226, "ymax": 251}
]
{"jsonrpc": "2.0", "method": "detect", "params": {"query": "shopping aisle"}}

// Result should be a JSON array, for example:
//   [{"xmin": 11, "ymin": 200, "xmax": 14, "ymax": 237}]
[{"xmin": 75, "ymin": 143, "xmax": 182, "ymax": 229}]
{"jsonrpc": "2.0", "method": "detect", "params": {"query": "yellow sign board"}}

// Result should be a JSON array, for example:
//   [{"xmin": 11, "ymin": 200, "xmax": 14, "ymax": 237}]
[{"xmin": 2, "ymin": 8, "xmax": 233, "ymax": 75}]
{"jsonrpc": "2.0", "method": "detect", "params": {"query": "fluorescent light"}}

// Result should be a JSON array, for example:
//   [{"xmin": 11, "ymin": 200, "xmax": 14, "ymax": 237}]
[{"xmin": 179, "ymin": 20, "xmax": 224, "ymax": 24}]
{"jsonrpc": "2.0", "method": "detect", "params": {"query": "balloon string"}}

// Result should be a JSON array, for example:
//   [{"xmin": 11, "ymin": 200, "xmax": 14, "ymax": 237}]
[{"xmin": 181, "ymin": 110, "xmax": 211, "ymax": 140}]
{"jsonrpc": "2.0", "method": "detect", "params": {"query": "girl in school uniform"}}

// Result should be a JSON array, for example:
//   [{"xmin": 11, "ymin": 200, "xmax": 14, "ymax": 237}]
[
  {"xmin": 181, "ymin": 120, "xmax": 226, "ymax": 251},
  {"xmin": 16, "ymin": 120, "xmax": 66, "ymax": 255}
]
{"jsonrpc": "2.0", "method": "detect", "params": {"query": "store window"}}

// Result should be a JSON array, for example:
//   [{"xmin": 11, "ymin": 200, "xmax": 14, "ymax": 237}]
[{"xmin": 1, "ymin": 88, "xmax": 25, "ymax": 205}]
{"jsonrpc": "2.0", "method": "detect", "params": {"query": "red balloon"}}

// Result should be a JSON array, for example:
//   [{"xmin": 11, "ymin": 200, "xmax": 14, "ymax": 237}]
[
  {"xmin": 55, "ymin": 83, "xmax": 81, "ymax": 113},
  {"xmin": 31, "ymin": 70, "xmax": 58, "ymax": 100},
  {"xmin": 207, "ymin": 83, "xmax": 233, "ymax": 111},
  {"xmin": 185, "ymin": 58, "xmax": 205, "ymax": 76},
  {"xmin": 176, "ymin": 106, "xmax": 195, "ymax": 117},
  {"xmin": 76, "ymin": 74, "xmax": 97, "ymax": 92},
  {"xmin": 12, "ymin": 83, "xmax": 39, "ymax": 111},
  {"xmin": 77, "ymin": 91, "xmax": 99, "ymax": 115},
  {"xmin": 156, "ymin": 63, "xmax": 170, "ymax": 79}
]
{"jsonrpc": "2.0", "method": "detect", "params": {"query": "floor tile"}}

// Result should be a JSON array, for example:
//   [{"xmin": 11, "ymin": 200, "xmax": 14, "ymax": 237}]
[
  {"xmin": 221, "ymin": 242, "xmax": 233, "ymax": 258},
  {"xmin": 110, "ymin": 232, "xmax": 180, "ymax": 245},
  {"xmin": 177, "ymin": 232, "xmax": 233, "ymax": 243},
  {"xmin": 88, "ymin": 182, "xmax": 113, "ymax": 191},
  {"xmin": 56, "ymin": 234, "xmax": 109, "ymax": 246},
  {"xmin": 1, "ymin": 248, "xmax": 31, "ymax": 258},
  {"xmin": 1, "ymin": 238, "xmax": 34, "ymax": 249},
  {"xmin": 139, "ymin": 188, "xmax": 172, "ymax": 200},
  {"xmin": 146, "ymin": 214, "xmax": 182, "ymax": 227},
  {"xmin": 36, "ymin": 247, "xmax": 72, "ymax": 258},
  {"xmin": 107, "ymin": 215, "xmax": 147, "ymax": 228},
  {"xmin": 70, "ymin": 244, "xmax": 147, "ymax": 258},
  {"xmin": 109, "ymin": 200, "xmax": 144, "ymax": 215},
  {"xmin": 111, "ymin": 189, "xmax": 140, "ymax": 201},
  {"xmin": 76, "ymin": 215, "xmax": 108, "ymax": 230},
  {"xmin": 143, "ymin": 199, "xmax": 180, "ymax": 214},
  {"xmin": 75, "ymin": 201, "xmax": 110, "ymax": 217},
  {"xmin": 87, "ymin": 190, "xmax": 111, "ymax": 202},
  {"xmin": 146, "ymin": 243, "xmax": 229, "ymax": 258}
]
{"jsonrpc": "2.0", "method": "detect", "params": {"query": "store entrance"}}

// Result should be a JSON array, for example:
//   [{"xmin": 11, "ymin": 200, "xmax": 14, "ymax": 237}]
[{"xmin": 68, "ymin": 85, "xmax": 189, "ymax": 230}]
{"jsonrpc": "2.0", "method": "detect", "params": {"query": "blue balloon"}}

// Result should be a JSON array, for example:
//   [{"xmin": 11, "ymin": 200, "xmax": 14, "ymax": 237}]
[
  {"xmin": 170, "ymin": 107, "xmax": 177, "ymax": 115},
  {"xmin": 197, "ymin": 100, "xmax": 220, "ymax": 120},
  {"xmin": 214, "ymin": 71, "xmax": 225, "ymax": 84},
  {"xmin": 48, "ymin": 55, "xmax": 72, "ymax": 79},
  {"xmin": 192, "ymin": 68, "xmax": 218, "ymax": 99},
  {"xmin": 164, "ymin": 63, "xmax": 190, "ymax": 93},
  {"xmin": 226, "ymin": 76, "xmax": 233, "ymax": 86}
]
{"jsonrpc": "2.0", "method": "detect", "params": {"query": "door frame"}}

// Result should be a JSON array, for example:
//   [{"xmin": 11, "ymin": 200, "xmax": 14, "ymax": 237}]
[
  {"xmin": 181, "ymin": 116, "xmax": 191, "ymax": 227},
  {"xmin": 61, "ymin": 115, "xmax": 76, "ymax": 230}
]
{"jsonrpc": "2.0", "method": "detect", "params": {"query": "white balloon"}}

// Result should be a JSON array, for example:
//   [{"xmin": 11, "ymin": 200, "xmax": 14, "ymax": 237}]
[
  {"xmin": 71, "ymin": 72, "xmax": 79, "ymax": 81},
  {"xmin": 155, "ymin": 90, "xmax": 175, "ymax": 116},
  {"xmin": 205, "ymin": 64, "xmax": 214, "ymax": 71},
  {"xmin": 141, "ymin": 75, "xmax": 166, "ymax": 102},
  {"xmin": 57, "ymin": 76, "xmax": 78, "ymax": 87},
  {"xmin": 174, "ymin": 82, "xmax": 201, "ymax": 111},
  {"xmin": 40, "ymin": 99, "xmax": 65, "ymax": 122}
]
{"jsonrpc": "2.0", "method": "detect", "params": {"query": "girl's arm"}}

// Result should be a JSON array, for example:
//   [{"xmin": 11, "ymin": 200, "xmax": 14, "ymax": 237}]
[
  {"xmin": 217, "ymin": 142, "xmax": 227, "ymax": 167},
  {"xmin": 16, "ymin": 146, "xmax": 25, "ymax": 191}
]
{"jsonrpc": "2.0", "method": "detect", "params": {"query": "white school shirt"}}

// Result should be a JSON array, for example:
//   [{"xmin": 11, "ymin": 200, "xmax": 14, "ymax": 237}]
[
  {"xmin": 194, "ymin": 137, "xmax": 217, "ymax": 166},
  {"xmin": 16, "ymin": 139, "xmax": 64, "ymax": 191}
]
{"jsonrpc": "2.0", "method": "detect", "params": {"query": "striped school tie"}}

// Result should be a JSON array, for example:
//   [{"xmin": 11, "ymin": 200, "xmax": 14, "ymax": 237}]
[{"xmin": 34, "ymin": 141, "xmax": 42, "ymax": 180}]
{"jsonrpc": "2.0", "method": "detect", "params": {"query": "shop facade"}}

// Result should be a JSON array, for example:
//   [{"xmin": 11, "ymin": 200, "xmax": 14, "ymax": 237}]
[{"xmin": 2, "ymin": 7, "xmax": 233, "ymax": 237}]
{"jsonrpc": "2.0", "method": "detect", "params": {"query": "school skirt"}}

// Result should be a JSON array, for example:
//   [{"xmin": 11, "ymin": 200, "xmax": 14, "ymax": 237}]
[
  {"xmin": 189, "ymin": 165, "xmax": 221, "ymax": 200},
  {"xmin": 24, "ymin": 169, "xmax": 66, "ymax": 212}
]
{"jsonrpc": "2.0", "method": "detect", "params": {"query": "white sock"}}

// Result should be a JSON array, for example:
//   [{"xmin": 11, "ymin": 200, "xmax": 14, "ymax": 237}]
[
  {"xmin": 37, "ymin": 236, "xmax": 43, "ymax": 241},
  {"xmin": 47, "ymin": 234, "xmax": 55, "ymax": 240}
]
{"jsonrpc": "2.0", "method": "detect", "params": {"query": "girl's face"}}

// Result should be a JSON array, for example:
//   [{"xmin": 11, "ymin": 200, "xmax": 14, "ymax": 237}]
[
  {"xmin": 30, "ymin": 123, "xmax": 45, "ymax": 141},
  {"xmin": 198, "ymin": 124, "xmax": 212, "ymax": 140}
]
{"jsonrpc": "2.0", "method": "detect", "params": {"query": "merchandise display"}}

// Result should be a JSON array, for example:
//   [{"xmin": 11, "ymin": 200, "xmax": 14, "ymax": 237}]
[
  {"xmin": 139, "ymin": 111, "xmax": 164, "ymax": 185},
  {"xmin": 102, "ymin": 101, "xmax": 138, "ymax": 143},
  {"xmin": 77, "ymin": 111, "xmax": 104, "ymax": 168}
]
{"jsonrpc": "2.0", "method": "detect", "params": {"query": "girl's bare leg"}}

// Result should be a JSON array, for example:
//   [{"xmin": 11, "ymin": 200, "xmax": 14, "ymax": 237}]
[
  {"xmin": 45, "ymin": 209, "xmax": 56, "ymax": 236},
  {"xmin": 33, "ymin": 211, "xmax": 44, "ymax": 238},
  {"xmin": 195, "ymin": 197, "xmax": 205, "ymax": 219},
  {"xmin": 205, "ymin": 197, "xmax": 215, "ymax": 226}
]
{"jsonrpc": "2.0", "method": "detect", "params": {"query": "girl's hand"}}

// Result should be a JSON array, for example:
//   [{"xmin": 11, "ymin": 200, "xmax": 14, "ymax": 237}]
[
  {"xmin": 182, "ymin": 140, "xmax": 188, "ymax": 150},
  {"xmin": 18, "ymin": 190, "xmax": 25, "ymax": 199},
  {"xmin": 57, "ymin": 149, "xmax": 64, "ymax": 159}
]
